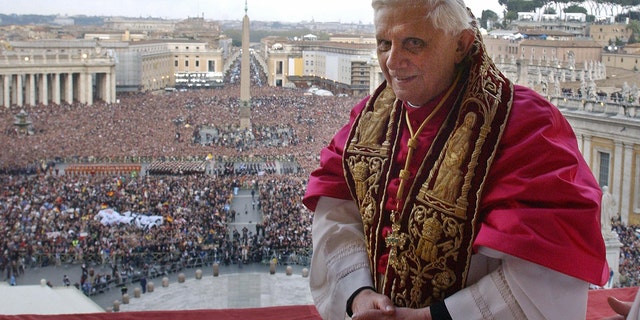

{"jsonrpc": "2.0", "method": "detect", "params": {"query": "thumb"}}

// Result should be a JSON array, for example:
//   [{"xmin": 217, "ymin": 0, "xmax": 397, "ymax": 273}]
[{"xmin": 607, "ymin": 296, "xmax": 632, "ymax": 317}]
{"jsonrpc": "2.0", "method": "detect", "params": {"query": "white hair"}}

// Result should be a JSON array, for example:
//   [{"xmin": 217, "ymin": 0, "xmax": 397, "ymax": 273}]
[{"xmin": 371, "ymin": 0, "xmax": 473, "ymax": 35}]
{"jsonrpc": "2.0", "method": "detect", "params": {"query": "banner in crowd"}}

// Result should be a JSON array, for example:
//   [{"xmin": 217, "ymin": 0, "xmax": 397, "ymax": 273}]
[{"xmin": 95, "ymin": 208, "xmax": 163, "ymax": 229}]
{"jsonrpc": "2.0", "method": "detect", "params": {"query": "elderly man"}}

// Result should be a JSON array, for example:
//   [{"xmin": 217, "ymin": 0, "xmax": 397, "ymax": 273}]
[{"xmin": 303, "ymin": 0, "xmax": 609, "ymax": 319}]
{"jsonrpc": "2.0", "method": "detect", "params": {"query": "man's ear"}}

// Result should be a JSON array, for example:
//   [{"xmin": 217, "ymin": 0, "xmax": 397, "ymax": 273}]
[{"xmin": 454, "ymin": 29, "xmax": 475, "ymax": 64}]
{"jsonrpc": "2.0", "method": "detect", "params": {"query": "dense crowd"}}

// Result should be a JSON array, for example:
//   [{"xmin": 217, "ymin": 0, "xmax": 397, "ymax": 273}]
[
  {"xmin": 0, "ymin": 74, "xmax": 360, "ymax": 294},
  {"xmin": 613, "ymin": 221, "xmax": 640, "ymax": 287},
  {"xmin": 0, "ymin": 172, "xmax": 311, "ymax": 291},
  {"xmin": 0, "ymin": 84, "xmax": 358, "ymax": 174}
]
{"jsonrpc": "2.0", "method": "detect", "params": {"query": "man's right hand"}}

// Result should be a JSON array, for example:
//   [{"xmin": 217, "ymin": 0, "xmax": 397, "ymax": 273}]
[
  {"xmin": 603, "ymin": 296, "xmax": 632, "ymax": 320},
  {"xmin": 351, "ymin": 289, "xmax": 396, "ymax": 319}
]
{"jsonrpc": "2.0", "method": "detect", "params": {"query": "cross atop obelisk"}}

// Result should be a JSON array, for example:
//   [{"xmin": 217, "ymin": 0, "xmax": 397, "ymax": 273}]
[{"xmin": 239, "ymin": 0, "xmax": 251, "ymax": 130}]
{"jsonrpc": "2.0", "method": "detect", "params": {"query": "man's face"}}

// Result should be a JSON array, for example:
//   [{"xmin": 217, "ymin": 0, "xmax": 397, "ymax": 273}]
[{"xmin": 374, "ymin": 3, "xmax": 468, "ymax": 106}]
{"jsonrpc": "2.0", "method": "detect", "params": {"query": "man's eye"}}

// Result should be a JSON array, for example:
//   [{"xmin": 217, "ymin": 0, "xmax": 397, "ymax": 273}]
[
  {"xmin": 405, "ymin": 39, "xmax": 424, "ymax": 50},
  {"xmin": 377, "ymin": 40, "xmax": 391, "ymax": 52}
]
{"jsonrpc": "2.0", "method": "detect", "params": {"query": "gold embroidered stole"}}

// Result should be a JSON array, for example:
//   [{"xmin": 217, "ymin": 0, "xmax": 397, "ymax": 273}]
[{"xmin": 342, "ymin": 28, "xmax": 514, "ymax": 307}]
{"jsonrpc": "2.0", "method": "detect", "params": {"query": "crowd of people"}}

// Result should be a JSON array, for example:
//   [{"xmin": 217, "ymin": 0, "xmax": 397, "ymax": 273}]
[
  {"xmin": 0, "ymin": 171, "xmax": 311, "ymax": 291},
  {"xmin": 0, "ymin": 84, "xmax": 356, "ymax": 175},
  {"xmin": 0, "ymin": 66, "xmax": 359, "ymax": 295},
  {"xmin": 613, "ymin": 221, "xmax": 640, "ymax": 287},
  {"xmin": 195, "ymin": 123, "xmax": 298, "ymax": 152}
]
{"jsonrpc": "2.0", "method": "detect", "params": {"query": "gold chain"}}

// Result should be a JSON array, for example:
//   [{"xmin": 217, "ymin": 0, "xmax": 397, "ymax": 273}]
[{"xmin": 394, "ymin": 72, "xmax": 461, "ymax": 212}]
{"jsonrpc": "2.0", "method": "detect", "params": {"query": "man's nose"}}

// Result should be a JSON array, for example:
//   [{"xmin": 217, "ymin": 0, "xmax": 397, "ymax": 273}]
[{"xmin": 385, "ymin": 44, "xmax": 407, "ymax": 70}]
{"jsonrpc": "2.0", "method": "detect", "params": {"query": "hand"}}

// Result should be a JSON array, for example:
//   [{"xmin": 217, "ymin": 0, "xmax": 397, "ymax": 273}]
[
  {"xmin": 352, "ymin": 305, "xmax": 430, "ymax": 320},
  {"xmin": 603, "ymin": 296, "xmax": 632, "ymax": 320},
  {"xmin": 350, "ymin": 289, "xmax": 395, "ymax": 319},
  {"xmin": 350, "ymin": 290, "xmax": 431, "ymax": 320}
]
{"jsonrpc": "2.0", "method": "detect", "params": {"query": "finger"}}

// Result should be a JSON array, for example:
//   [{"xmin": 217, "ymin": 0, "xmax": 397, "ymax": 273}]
[
  {"xmin": 352, "ymin": 309, "xmax": 394, "ymax": 320},
  {"xmin": 607, "ymin": 296, "xmax": 632, "ymax": 316}
]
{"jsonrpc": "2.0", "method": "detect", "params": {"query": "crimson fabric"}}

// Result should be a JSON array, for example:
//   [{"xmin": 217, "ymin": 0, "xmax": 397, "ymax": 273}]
[
  {"xmin": 587, "ymin": 287, "xmax": 639, "ymax": 320},
  {"xmin": 303, "ymin": 85, "xmax": 608, "ymax": 286},
  {"xmin": 0, "ymin": 289, "xmax": 635, "ymax": 319},
  {"xmin": 0, "ymin": 305, "xmax": 322, "ymax": 320}
]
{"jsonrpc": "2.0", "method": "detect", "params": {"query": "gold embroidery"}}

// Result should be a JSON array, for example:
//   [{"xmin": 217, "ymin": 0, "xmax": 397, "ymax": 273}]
[
  {"xmin": 351, "ymin": 158, "xmax": 370, "ymax": 202},
  {"xmin": 416, "ymin": 216, "xmax": 443, "ymax": 262},
  {"xmin": 432, "ymin": 270, "xmax": 456, "ymax": 300},
  {"xmin": 431, "ymin": 112, "xmax": 477, "ymax": 203},
  {"xmin": 353, "ymin": 86, "xmax": 396, "ymax": 146},
  {"xmin": 347, "ymin": 155, "xmax": 385, "ymax": 227}
]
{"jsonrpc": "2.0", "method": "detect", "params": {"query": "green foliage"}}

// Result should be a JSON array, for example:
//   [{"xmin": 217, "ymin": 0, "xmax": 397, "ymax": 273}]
[
  {"xmin": 628, "ymin": 20, "xmax": 640, "ymax": 44},
  {"xmin": 504, "ymin": 11, "xmax": 519, "ymax": 23},
  {"xmin": 628, "ymin": 33, "xmax": 637, "ymax": 44},
  {"xmin": 627, "ymin": 20, "xmax": 640, "ymax": 35},
  {"xmin": 564, "ymin": 5, "xmax": 588, "ymax": 14},
  {"xmin": 480, "ymin": 10, "xmax": 500, "ymax": 29}
]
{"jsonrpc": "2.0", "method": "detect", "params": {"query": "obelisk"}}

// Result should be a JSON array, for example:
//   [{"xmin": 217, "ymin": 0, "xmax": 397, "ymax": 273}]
[{"xmin": 239, "ymin": 0, "xmax": 251, "ymax": 130}]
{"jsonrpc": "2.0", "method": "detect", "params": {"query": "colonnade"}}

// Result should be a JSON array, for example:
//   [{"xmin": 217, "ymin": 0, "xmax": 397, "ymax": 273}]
[{"xmin": 0, "ymin": 54, "xmax": 116, "ymax": 107}]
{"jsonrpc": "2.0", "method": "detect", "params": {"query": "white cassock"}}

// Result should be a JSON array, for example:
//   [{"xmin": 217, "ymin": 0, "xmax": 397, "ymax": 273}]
[{"xmin": 310, "ymin": 197, "xmax": 591, "ymax": 320}]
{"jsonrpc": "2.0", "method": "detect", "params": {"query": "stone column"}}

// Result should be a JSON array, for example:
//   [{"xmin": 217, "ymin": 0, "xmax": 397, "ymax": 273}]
[
  {"xmin": 15, "ymin": 74, "xmax": 23, "ymax": 106},
  {"xmin": 26, "ymin": 74, "xmax": 36, "ymax": 106},
  {"xmin": 52, "ymin": 73, "xmax": 61, "ymax": 105},
  {"xmin": 604, "ymin": 235, "xmax": 623, "ymax": 288},
  {"xmin": 78, "ymin": 72, "xmax": 86, "ymax": 104},
  {"xmin": 111, "ymin": 66, "xmax": 117, "ymax": 103},
  {"xmin": 612, "ymin": 141, "xmax": 623, "ymax": 210},
  {"xmin": 620, "ymin": 143, "xmax": 633, "ymax": 225},
  {"xmin": 1, "ymin": 74, "xmax": 8, "ymax": 107},
  {"xmin": 582, "ymin": 135, "xmax": 592, "ymax": 169},
  {"xmin": 39, "ymin": 73, "xmax": 49, "ymax": 105},
  {"xmin": 64, "ymin": 73, "xmax": 73, "ymax": 104},
  {"xmin": 85, "ymin": 71, "xmax": 93, "ymax": 106}
]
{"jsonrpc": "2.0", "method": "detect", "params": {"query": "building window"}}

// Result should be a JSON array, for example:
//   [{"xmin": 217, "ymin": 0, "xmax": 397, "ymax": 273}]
[
  {"xmin": 208, "ymin": 60, "xmax": 215, "ymax": 72},
  {"xmin": 276, "ymin": 61, "xmax": 283, "ymax": 75},
  {"xmin": 196, "ymin": 60, "xmax": 200, "ymax": 67},
  {"xmin": 185, "ymin": 60, "xmax": 189, "ymax": 67},
  {"xmin": 598, "ymin": 151, "xmax": 610, "ymax": 188},
  {"xmin": 175, "ymin": 60, "xmax": 178, "ymax": 67}
]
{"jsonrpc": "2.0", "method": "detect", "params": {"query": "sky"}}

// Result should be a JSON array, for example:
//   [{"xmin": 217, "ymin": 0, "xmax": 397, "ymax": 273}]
[{"xmin": 0, "ymin": 0, "xmax": 504, "ymax": 23}]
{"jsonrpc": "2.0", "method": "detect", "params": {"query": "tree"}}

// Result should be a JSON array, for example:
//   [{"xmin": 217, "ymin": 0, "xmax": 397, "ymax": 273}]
[
  {"xmin": 564, "ymin": 5, "xmax": 588, "ymax": 14},
  {"xmin": 627, "ymin": 20, "xmax": 640, "ymax": 44},
  {"xmin": 480, "ymin": 10, "xmax": 500, "ymax": 30},
  {"xmin": 504, "ymin": 10, "xmax": 519, "ymax": 24}
]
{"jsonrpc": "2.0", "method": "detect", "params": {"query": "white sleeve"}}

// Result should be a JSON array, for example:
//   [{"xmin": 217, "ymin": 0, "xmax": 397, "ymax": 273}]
[
  {"xmin": 628, "ymin": 289, "xmax": 640, "ymax": 320},
  {"xmin": 309, "ymin": 196, "xmax": 374, "ymax": 320},
  {"xmin": 445, "ymin": 247, "xmax": 590, "ymax": 320}
]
